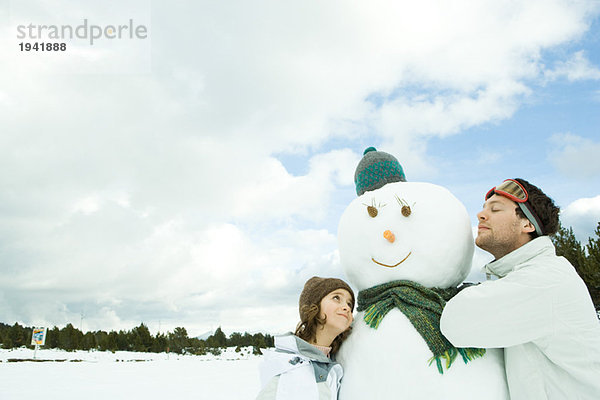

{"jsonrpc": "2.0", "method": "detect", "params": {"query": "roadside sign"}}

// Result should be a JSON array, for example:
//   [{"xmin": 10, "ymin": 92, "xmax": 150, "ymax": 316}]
[{"xmin": 31, "ymin": 327, "xmax": 47, "ymax": 346}]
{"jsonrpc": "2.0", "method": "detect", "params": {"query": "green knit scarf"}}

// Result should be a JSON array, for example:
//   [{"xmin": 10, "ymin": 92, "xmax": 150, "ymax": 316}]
[{"xmin": 357, "ymin": 280, "xmax": 486, "ymax": 374}]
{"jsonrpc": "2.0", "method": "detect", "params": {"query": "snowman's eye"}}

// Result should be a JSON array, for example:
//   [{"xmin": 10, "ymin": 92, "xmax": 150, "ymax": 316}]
[
  {"xmin": 367, "ymin": 205, "xmax": 378, "ymax": 218},
  {"xmin": 395, "ymin": 195, "xmax": 414, "ymax": 217},
  {"xmin": 363, "ymin": 199, "xmax": 385, "ymax": 218}
]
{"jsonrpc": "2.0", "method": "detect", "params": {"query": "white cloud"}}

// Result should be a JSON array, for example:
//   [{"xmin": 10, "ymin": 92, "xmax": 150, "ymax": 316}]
[
  {"xmin": 378, "ymin": 81, "xmax": 529, "ymax": 144},
  {"xmin": 544, "ymin": 51, "xmax": 600, "ymax": 81},
  {"xmin": 549, "ymin": 133, "xmax": 600, "ymax": 178},
  {"xmin": 561, "ymin": 195, "xmax": 600, "ymax": 244},
  {"xmin": 71, "ymin": 195, "xmax": 101, "ymax": 215},
  {"xmin": 231, "ymin": 149, "xmax": 359, "ymax": 222},
  {"xmin": 0, "ymin": 202, "xmax": 343, "ymax": 334}
]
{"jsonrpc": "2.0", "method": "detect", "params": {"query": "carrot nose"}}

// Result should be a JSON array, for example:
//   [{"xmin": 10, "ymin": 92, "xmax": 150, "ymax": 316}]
[{"xmin": 383, "ymin": 230, "xmax": 395, "ymax": 243}]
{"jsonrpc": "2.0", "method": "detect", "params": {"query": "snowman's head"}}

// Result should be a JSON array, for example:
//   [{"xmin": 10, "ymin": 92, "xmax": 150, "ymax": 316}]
[{"xmin": 338, "ymin": 181, "xmax": 474, "ymax": 291}]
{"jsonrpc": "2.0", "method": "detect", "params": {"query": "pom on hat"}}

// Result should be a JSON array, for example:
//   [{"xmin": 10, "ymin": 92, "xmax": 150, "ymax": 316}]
[
  {"xmin": 299, "ymin": 277, "xmax": 355, "ymax": 322},
  {"xmin": 354, "ymin": 147, "xmax": 406, "ymax": 196}
]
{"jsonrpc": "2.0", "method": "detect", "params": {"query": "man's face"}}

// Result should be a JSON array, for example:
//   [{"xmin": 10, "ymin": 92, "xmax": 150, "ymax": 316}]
[{"xmin": 476, "ymin": 194, "xmax": 531, "ymax": 259}]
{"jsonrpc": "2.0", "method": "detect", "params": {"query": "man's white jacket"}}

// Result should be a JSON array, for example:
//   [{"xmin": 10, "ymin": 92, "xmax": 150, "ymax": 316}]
[
  {"xmin": 256, "ymin": 333, "xmax": 343, "ymax": 400},
  {"xmin": 441, "ymin": 236, "xmax": 600, "ymax": 400}
]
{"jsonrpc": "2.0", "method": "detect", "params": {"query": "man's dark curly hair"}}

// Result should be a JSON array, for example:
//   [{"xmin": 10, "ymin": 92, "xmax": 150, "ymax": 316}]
[{"xmin": 514, "ymin": 178, "xmax": 560, "ymax": 237}]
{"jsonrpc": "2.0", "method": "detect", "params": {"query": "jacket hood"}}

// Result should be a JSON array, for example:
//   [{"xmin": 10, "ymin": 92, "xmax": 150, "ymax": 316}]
[{"xmin": 275, "ymin": 333, "xmax": 333, "ymax": 364}]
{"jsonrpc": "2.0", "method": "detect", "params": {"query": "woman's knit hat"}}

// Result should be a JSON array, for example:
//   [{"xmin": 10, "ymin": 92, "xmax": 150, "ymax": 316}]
[
  {"xmin": 354, "ymin": 146, "xmax": 406, "ymax": 196},
  {"xmin": 299, "ymin": 276, "xmax": 355, "ymax": 321}
]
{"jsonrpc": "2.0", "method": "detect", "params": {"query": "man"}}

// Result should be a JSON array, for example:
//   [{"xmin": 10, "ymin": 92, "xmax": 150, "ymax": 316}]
[{"xmin": 440, "ymin": 178, "xmax": 600, "ymax": 400}]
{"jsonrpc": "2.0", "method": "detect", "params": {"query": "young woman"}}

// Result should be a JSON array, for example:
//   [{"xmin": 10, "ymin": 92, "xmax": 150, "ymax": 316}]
[{"xmin": 257, "ymin": 276, "xmax": 355, "ymax": 400}]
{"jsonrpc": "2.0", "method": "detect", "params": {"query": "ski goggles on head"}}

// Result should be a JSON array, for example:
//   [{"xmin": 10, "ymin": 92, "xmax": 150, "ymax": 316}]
[
  {"xmin": 485, "ymin": 179, "xmax": 544, "ymax": 236},
  {"xmin": 485, "ymin": 179, "xmax": 529, "ymax": 203}
]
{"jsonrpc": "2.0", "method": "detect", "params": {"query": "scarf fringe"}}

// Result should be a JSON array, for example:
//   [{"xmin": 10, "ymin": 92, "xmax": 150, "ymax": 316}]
[
  {"xmin": 427, "ymin": 347, "xmax": 487, "ymax": 374},
  {"xmin": 363, "ymin": 304, "xmax": 386, "ymax": 329}
]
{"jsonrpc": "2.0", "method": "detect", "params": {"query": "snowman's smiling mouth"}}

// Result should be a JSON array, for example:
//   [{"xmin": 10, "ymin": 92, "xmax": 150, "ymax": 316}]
[{"xmin": 371, "ymin": 252, "xmax": 412, "ymax": 268}]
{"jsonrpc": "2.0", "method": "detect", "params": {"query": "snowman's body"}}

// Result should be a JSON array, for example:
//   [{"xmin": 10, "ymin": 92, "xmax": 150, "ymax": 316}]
[{"xmin": 337, "ymin": 181, "xmax": 509, "ymax": 399}]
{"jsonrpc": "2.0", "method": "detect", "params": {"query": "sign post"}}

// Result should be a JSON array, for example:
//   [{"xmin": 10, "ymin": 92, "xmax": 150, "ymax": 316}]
[{"xmin": 31, "ymin": 327, "xmax": 47, "ymax": 360}]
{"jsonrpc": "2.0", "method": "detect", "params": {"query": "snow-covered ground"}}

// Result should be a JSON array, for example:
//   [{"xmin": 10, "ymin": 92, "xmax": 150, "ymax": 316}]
[{"xmin": 0, "ymin": 347, "xmax": 262, "ymax": 399}]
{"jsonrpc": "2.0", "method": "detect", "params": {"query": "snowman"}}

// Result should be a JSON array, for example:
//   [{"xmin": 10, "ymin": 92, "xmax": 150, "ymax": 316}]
[{"xmin": 336, "ymin": 148, "xmax": 509, "ymax": 399}]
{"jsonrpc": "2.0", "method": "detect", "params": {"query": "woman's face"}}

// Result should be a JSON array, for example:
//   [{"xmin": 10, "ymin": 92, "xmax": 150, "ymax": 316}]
[{"xmin": 319, "ymin": 289, "xmax": 353, "ymax": 335}]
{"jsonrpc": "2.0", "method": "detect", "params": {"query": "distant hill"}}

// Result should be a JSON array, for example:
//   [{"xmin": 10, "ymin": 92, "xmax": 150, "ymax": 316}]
[{"xmin": 195, "ymin": 330, "xmax": 214, "ymax": 340}]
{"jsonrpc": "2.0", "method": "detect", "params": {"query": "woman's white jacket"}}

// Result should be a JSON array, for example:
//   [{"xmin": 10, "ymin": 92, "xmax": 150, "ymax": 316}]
[{"xmin": 256, "ymin": 333, "xmax": 343, "ymax": 400}]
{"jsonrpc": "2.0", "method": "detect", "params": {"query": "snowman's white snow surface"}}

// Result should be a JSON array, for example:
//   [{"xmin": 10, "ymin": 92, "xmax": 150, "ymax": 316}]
[{"xmin": 337, "ymin": 182, "xmax": 509, "ymax": 399}]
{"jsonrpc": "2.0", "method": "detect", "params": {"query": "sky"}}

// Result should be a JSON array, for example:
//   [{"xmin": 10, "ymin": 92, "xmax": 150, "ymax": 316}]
[{"xmin": 1, "ymin": 0, "xmax": 600, "ymax": 337}]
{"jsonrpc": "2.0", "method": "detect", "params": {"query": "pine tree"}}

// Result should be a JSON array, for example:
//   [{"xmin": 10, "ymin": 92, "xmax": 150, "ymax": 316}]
[
  {"xmin": 6, "ymin": 323, "xmax": 27, "ymax": 348},
  {"xmin": 265, "ymin": 333, "xmax": 274, "ymax": 347},
  {"xmin": 252, "ymin": 333, "xmax": 267, "ymax": 349},
  {"xmin": 552, "ymin": 224, "xmax": 585, "ymax": 271},
  {"xmin": 213, "ymin": 327, "xmax": 227, "ymax": 347},
  {"xmin": 107, "ymin": 331, "xmax": 118, "ymax": 352},
  {"xmin": 242, "ymin": 332, "xmax": 253, "ymax": 346},
  {"xmin": 152, "ymin": 332, "xmax": 168, "ymax": 353},
  {"xmin": 168, "ymin": 327, "xmax": 189, "ymax": 354},
  {"xmin": 82, "ymin": 332, "xmax": 96, "ymax": 350},
  {"xmin": 94, "ymin": 331, "xmax": 109, "ymax": 351},
  {"xmin": 583, "ymin": 222, "xmax": 600, "ymax": 311},
  {"xmin": 210, "ymin": 327, "xmax": 227, "ymax": 348},
  {"xmin": 58, "ymin": 324, "xmax": 74, "ymax": 350},
  {"xmin": 47, "ymin": 326, "xmax": 60, "ymax": 349},
  {"xmin": 187, "ymin": 337, "xmax": 207, "ymax": 355},
  {"xmin": 553, "ymin": 221, "xmax": 600, "ymax": 313},
  {"xmin": 229, "ymin": 332, "xmax": 243, "ymax": 347},
  {"xmin": 0, "ymin": 323, "xmax": 7, "ymax": 348},
  {"xmin": 131, "ymin": 323, "xmax": 153, "ymax": 352},
  {"xmin": 116, "ymin": 330, "xmax": 129, "ymax": 351}
]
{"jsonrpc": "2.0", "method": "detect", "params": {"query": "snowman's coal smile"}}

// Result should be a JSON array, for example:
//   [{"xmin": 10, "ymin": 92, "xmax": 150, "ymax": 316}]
[{"xmin": 371, "ymin": 252, "xmax": 412, "ymax": 268}]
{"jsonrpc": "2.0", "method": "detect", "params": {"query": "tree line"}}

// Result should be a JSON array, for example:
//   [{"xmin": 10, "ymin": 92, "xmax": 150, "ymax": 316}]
[
  {"xmin": 552, "ymin": 221, "xmax": 600, "ymax": 312},
  {"xmin": 0, "ymin": 322, "xmax": 274, "ymax": 355}
]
